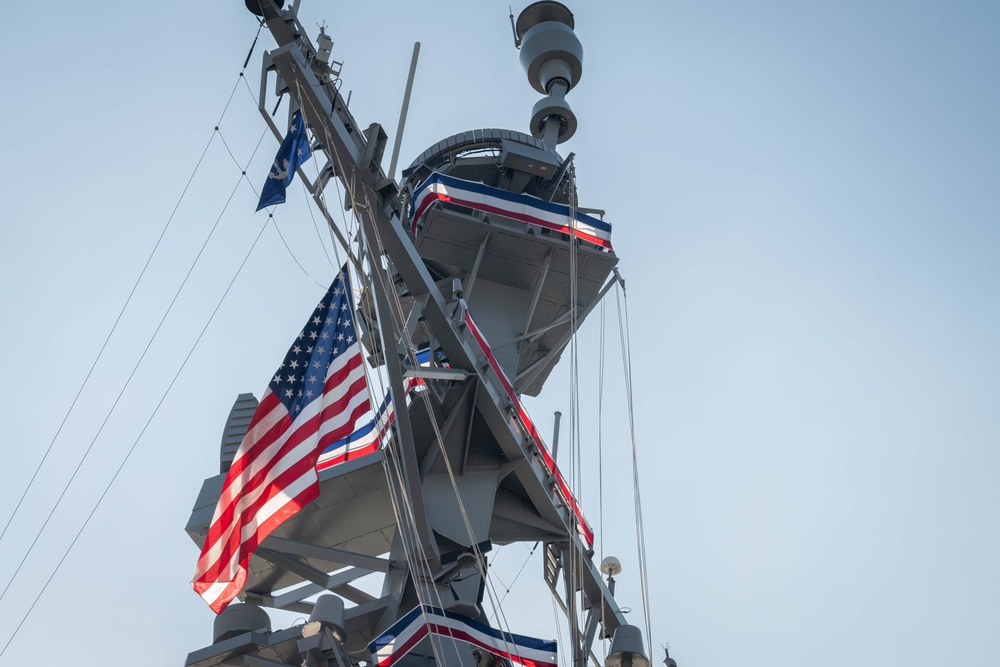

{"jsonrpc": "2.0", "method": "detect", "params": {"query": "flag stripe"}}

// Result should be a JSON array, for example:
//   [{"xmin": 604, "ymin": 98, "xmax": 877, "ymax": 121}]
[
  {"xmin": 192, "ymin": 266, "xmax": 373, "ymax": 613},
  {"xmin": 200, "ymin": 348, "xmax": 367, "ymax": 569}
]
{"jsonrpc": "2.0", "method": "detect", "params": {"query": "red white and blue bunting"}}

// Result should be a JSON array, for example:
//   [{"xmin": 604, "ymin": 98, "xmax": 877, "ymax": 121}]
[
  {"xmin": 411, "ymin": 172, "xmax": 613, "ymax": 251},
  {"xmin": 369, "ymin": 605, "xmax": 558, "ymax": 667},
  {"xmin": 464, "ymin": 308, "xmax": 595, "ymax": 549},
  {"xmin": 316, "ymin": 350, "xmax": 432, "ymax": 471}
]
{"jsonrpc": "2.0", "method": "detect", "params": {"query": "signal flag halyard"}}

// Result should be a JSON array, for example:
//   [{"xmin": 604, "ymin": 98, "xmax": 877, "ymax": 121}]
[
  {"xmin": 256, "ymin": 109, "xmax": 312, "ymax": 211},
  {"xmin": 191, "ymin": 265, "xmax": 371, "ymax": 613}
]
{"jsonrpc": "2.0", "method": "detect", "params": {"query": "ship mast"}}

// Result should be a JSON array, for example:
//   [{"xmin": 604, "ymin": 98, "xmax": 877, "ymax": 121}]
[{"xmin": 184, "ymin": 3, "xmax": 653, "ymax": 667}]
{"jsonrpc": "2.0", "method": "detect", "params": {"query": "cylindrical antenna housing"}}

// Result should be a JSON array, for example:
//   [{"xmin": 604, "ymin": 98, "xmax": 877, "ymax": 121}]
[
  {"xmin": 516, "ymin": 2, "xmax": 583, "ymax": 93},
  {"xmin": 606, "ymin": 625, "xmax": 650, "ymax": 667},
  {"xmin": 301, "ymin": 593, "xmax": 347, "ymax": 641},
  {"xmin": 213, "ymin": 603, "xmax": 271, "ymax": 643},
  {"xmin": 515, "ymin": 1, "xmax": 583, "ymax": 145}
]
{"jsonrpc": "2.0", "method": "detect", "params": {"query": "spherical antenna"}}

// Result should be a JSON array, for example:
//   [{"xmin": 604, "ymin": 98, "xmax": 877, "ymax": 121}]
[{"xmin": 600, "ymin": 555, "xmax": 622, "ymax": 577}]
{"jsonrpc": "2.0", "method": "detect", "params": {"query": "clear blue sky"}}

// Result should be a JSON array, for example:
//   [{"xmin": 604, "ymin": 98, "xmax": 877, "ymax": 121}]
[{"xmin": 0, "ymin": 1, "xmax": 997, "ymax": 665}]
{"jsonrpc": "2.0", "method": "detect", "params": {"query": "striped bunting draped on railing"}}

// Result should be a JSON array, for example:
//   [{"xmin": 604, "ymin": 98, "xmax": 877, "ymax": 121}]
[
  {"xmin": 316, "ymin": 391, "xmax": 393, "ymax": 471},
  {"xmin": 317, "ymin": 348, "xmax": 436, "ymax": 471},
  {"xmin": 410, "ymin": 171, "xmax": 613, "ymax": 251},
  {"xmin": 463, "ymin": 307, "xmax": 595, "ymax": 550},
  {"xmin": 369, "ymin": 605, "xmax": 558, "ymax": 667}
]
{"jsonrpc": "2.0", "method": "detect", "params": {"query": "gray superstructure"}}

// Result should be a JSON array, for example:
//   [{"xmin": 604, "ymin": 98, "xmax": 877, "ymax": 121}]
[{"xmin": 184, "ymin": 3, "xmax": 657, "ymax": 667}]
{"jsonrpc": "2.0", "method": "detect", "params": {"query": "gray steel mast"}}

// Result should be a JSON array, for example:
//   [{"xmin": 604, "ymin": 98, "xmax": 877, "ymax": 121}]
[{"xmin": 184, "ymin": 3, "xmax": 658, "ymax": 667}]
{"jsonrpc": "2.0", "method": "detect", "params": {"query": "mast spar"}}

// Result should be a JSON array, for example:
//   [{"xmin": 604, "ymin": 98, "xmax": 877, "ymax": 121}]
[{"xmin": 184, "ymin": 2, "xmax": 660, "ymax": 667}]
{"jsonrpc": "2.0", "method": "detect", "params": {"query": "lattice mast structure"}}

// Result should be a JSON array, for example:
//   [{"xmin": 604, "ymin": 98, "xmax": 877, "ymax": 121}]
[{"xmin": 184, "ymin": 3, "xmax": 652, "ymax": 667}]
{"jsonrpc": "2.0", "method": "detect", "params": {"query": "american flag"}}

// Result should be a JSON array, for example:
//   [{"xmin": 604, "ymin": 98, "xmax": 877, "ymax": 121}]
[{"xmin": 191, "ymin": 265, "xmax": 371, "ymax": 613}]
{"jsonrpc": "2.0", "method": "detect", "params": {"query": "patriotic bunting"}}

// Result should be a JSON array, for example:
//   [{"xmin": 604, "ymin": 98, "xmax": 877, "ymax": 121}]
[
  {"xmin": 411, "ymin": 172, "xmax": 613, "ymax": 251},
  {"xmin": 369, "ymin": 605, "xmax": 557, "ymax": 667}
]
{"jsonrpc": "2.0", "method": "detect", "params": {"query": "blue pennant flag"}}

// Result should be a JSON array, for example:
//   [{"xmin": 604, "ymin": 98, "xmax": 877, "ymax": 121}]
[{"xmin": 256, "ymin": 109, "xmax": 312, "ymax": 211}]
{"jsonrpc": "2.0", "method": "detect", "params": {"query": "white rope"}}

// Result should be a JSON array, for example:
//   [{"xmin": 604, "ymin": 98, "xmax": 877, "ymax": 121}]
[
  {"xmin": 1, "ymin": 177, "xmax": 274, "ymax": 657},
  {"xmin": 552, "ymin": 596, "xmax": 568, "ymax": 667},
  {"xmin": 276, "ymin": 78, "xmax": 459, "ymax": 663},
  {"xmin": 597, "ymin": 297, "xmax": 608, "ymax": 658},
  {"xmin": 566, "ymin": 166, "xmax": 588, "ymax": 666},
  {"xmin": 313, "ymin": 117, "xmax": 465, "ymax": 661},
  {"xmin": 614, "ymin": 284, "xmax": 652, "ymax": 658},
  {"xmin": 357, "ymin": 179, "xmax": 524, "ymax": 665},
  {"xmin": 0, "ymin": 58, "xmax": 257, "ymax": 550}
]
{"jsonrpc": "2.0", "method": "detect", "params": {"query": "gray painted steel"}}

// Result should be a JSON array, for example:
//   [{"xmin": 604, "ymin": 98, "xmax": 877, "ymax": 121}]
[{"xmin": 185, "ymin": 3, "xmax": 641, "ymax": 667}]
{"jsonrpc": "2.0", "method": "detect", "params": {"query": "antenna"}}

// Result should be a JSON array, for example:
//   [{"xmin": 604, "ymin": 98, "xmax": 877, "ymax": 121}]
[
  {"xmin": 513, "ymin": 1, "xmax": 582, "ymax": 145},
  {"xmin": 387, "ymin": 42, "xmax": 421, "ymax": 183},
  {"xmin": 509, "ymin": 6, "xmax": 521, "ymax": 48}
]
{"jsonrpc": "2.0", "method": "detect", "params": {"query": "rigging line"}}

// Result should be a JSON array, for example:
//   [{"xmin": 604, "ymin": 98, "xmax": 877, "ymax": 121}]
[
  {"xmin": 285, "ymin": 78, "xmax": 365, "ymax": 278},
  {"xmin": 566, "ymin": 166, "xmax": 586, "ymax": 662},
  {"xmin": 615, "ymin": 285, "xmax": 652, "ymax": 659},
  {"xmin": 357, "ymin": 184, "xmax": 523, "ymax": 666},
  {"xmin": 491, "ymin": 542, "xmax": 538, "ymax": 613},
  {"xmin": 307, "ymin": 66, "xmax": 486, "ymax": 655},
  {"xmin": 489, "ymin": 566, "xmax": 510, "ymax": 593},
  {"xmin": 337, "ymin": 175, "xmax": 455, "ymax": 664},
  {"xmin": 218, "ymin": 125, "xmax": 327, "ymax": 290},
  {"xmin": 353, "ymin": 177, "xmax": 517, "ymax": 667},
  {"xmin": 301, "ymin": 180, "xmax": 337, "ymax": 269},
  {"xmin": 0, "ymin": 208, "xmax": 272, "ymax": 659},
  {"xmin": 597, "ymin": 298, "xmax": 607, "ymax": 654},
  {"xmin": 0, "ymin": 173, "xmax": 246, "ymax": 605},
  {"xmin": 216, "ymin": 125, "xmax": 263, "ymax": 176},
  {"xmin": 291, "ymin": 100, "xmax": 345, "ymax": 273},
  {"xmin": 242, "ymin": 21, "xmax": 264, "ymax": 71},
  {"xmin": 0, "ymin": 125, "xmax": 218, "ymax": 548},
  {"xmin": 383, "ymin": 278, "xmax": 522, "ymax": 665},
  {"xmin": 375, "ymin": 361, "xmax": 455, "ymax": 666},
  {"xmin": 552, "ymin": 597, "xmax": 567, "ymax": 667},
  {"xmin": 214, "ymin": 70, "xmax": 249, "ymax": 130},
  {"xmin": 266, "ymin": 213, "xmax": 327, "ymax": 289},
  {"xmin": 626, "ymin": 291, "xmax": 653, "ymax": 661},
  {"xmin": 0, "ymin": 28, "xmax": 260, "ymax": 544},
  {"xmin": 482, "ymin": 560, "xmax": 524, "ymax": 664},
  {"xmin": 362, "ymin": 250, "xmax": 467, "ymax": 665}
]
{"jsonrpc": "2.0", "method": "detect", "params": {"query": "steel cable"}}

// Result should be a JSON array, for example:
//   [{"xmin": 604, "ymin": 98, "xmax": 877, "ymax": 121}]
[
  {"xmin": 0, "ymin": 194, "xmax": 272, "ymax": 658},
  {"xmin": 0, "ymin": 111, "xmax": 223, "ymax": 548},
  {"xmin": 0, "ymin": 22, "xmax": 263, "ymax": 557},
  {"xmin": 0, "ymin": 172, "xmax": 245, "ymax": 606},
  {"xmin": 615, "ymin": 285, "xmax": 653, "ymax": 659}
]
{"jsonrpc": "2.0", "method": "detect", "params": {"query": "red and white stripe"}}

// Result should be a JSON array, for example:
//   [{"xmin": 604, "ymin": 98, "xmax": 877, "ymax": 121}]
[
  {"xmin": 369, "ymin": 605, "xmax": 557, "ymax": 667},
  {"xmin": 191, "ymin": 340, "xmax": 369, "ymax": 613},
  {"xmin": 411, "ymin": 172, "xmax": 613, "ymax": 250},
  {"xmin": 464, "ymin": 311, "xmax": 594, "ymax": 549}
]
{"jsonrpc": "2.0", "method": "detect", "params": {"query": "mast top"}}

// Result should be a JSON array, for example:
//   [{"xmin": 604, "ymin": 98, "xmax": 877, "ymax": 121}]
[
  {"xmin": 515, "ymin": 1, "xmax": 575, "ymax": 39},
  {"xmin": 244, "ymin": 0, "xmax": 284, "ymax": 18}
]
